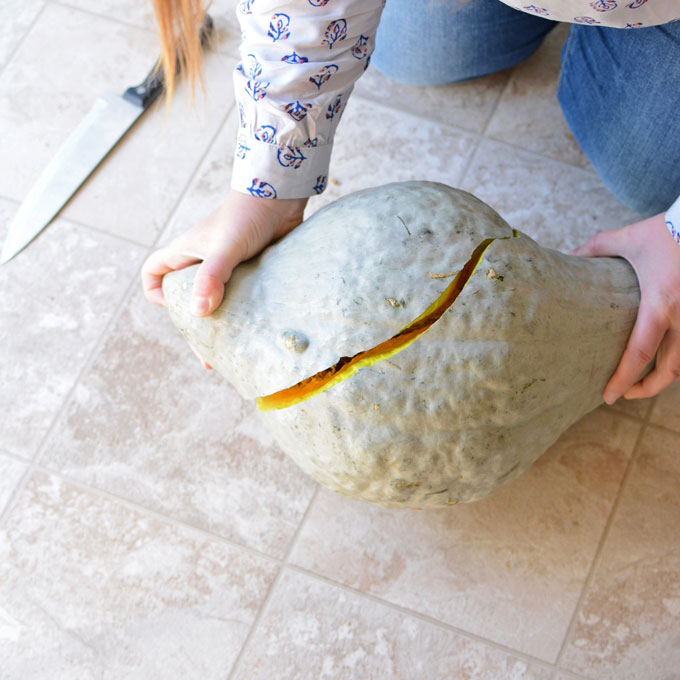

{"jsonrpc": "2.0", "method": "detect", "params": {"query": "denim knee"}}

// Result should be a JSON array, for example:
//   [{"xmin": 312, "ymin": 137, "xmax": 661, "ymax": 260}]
[
  {"xmin": 595, "ymin": 164, "xmax": 679, "ymax": 218},
  {"xmin": 557, "ymin": 25, "xmax": 680, "ymax": 217},
  {"xmin": 371, "ymin": 0, "xmax": 557, "ymax": 86}
]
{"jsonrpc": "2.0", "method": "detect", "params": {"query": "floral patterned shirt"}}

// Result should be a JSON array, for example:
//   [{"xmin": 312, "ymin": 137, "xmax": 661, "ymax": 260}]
[{"xmin": 231, "ymin": 0, "xmax": 680, "ymax": 242}]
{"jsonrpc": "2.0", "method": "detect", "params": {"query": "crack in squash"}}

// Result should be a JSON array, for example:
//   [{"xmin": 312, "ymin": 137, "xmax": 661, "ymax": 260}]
[{"xmin": 257, "ymin": 231, "xmax": 517, "ymax": 412}]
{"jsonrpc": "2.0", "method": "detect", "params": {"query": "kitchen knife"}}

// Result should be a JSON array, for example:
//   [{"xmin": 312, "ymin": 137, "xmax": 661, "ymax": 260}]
[{"xmin": 1, "ymin": 14, "xmax": 214, "ymax": 264}]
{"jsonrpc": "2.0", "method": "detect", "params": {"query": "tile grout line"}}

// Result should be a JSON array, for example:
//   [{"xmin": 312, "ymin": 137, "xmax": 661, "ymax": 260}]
[
  {"xmin": 226, "ymin": 485, "xmax": 321, "ymax": 679},
  {"xmin": 17, "ymin": 458, "xmax": 285, "ymax": 567},
  {"xmin": 352, "ymin": 76, "xmax": 603, "ymax": 186},
  {"xmin": 52, "ymin": 1, "xmax": 156, "ymax": 33},
  {"xmin": 0, "ymin": 1, "xmax": 48, "ymax": 79},
  {"xmin": 0, "ymin": 267, "xmax": 145, "ymax": 531},
  {"xmin": 1, "ymin": 194, "xmax": 154, "ymax": 252},
  {"xmin": 457, "ymin": 66, "xmax": 516, "ymax": 188},
  {"xmin": 552, "ymin": 400, "xmax": 654, "ymax": 672},
  {"xmin": 282, "ymin": 562, "xmax": 557, "ymax": 675},
  {"xmin": 0, "ymin": 104, "xmax": 234, "ymax": 531}
]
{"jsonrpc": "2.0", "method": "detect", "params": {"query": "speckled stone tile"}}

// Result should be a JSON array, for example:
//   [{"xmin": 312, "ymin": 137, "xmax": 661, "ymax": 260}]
[
  {"xmin": 233, "ymin": 568, "xmax": 553, "ymax": 680},
  {"xmin": 353, "ymin": 61, "xmax": 510, "ymax": 135},
  {"xmin": 0, "ymin": 454, "xmax": 27, "ymax": 516},
  {"xmin": 461, "ymin": 139, "xmax": 642, "ymax": 253},
  {"xmin": 649, "ymin": 381, "xmax": 680, "ymax": 434},
  {"xmin": 0, "ymin": 469, "xmax": 279, "ymax": 680},
  {"xmin": 560, "ymin": 426, "xmax": 680, "ymax": 680},
  {"xmin": 0, "ymin": 200, "xmax": 145, "ymax": 459},
  {"xmin": 290, "ymin": 408, "xmax": 640, "ymax": 662},
  {"xmin": 0, "ymin": 3, "xmax": 236, "ymax": 247},
  {"xmin": 0, "ymin": 0, "xmax": 43, "ymax": 69},
  {"xmin": 486, "ymin": 25, "xmax": 589, "ymax": 170},
  {"xmin": 40, "ymin": 287, "xmax": 317, "ymax": 558},
  {"xmin": 306, "ymin": 96, "xmax": 478, "ymax": 214}
]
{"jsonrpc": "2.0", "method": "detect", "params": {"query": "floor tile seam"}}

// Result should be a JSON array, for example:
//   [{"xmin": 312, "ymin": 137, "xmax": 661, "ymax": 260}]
[
  {"xmin": 471, "ymin": 134, "xmax": 609, "ymax": 187},
  {"xmin": 144, "ymin": 104, "xmax": 235, "ymax": 254},
  {"xmin": 57, "ymin": 217, "xmax": 153, "ymax": 250},
  {"xmin": 282, "ymin": 562, "xmax": 558, "ymax": 672},
  {"xmin": 349, "ymin": 92, "xmax": 482, "ymax": 148},
  {"xmin": 350, "ymin": 87, "xmax": 592, "ymax": 190},
  {"xmin": 0, "ymin": 463, "xmax": 36, "ymax": 531},
  {"xmin": 354, "ymin": 95, "xmax": 490, "ymax": 139},
  {"xmin": 52, "ymin": 0, "xmax": 242, "ymax": 58},
  {"xmin": 4, "ymin": 210, "xmax": 154, "ymax": 252},
  {"xmin": 484, "ymin": 129, "xmax": 597, "ymax": 176},
  {"xmin": 9, "ymin": 458, "xmax": 285, "ymax": 568},
  {"xmin": 25, "ymin": 105, "xmax": 234, "ymax": 475},
  {"xmin": 226, "ymin": 485, "xmax": 321, "ymax": 680},
  {"xmin": 0, "ymin": 1, "xmax": 48, "ymax": 79},
  {"xmin": 643, "ymin": 417, "xmax": 680, "ymax": 438},
  {"xmin": 0, "ymin": 458, "xmax": 34, "ymax": 523},
  {"xmin": 0, "ymin": 266, "xmax": 144, "ymax": 530},
  {"xmin": 458, "ymin": 68, "xmax": 515, "ymax": 188},
  {"xmin": 603, "ymin": 406, "xmax": 649, "ymax": 427},
  {"xmin": 2, "ymin": 99, "xmax": 233, "ymax": 526},
  {"xmin": 30, "ymin": 264, "xmax": 150, "ymax": 464},
  {"xmin": 0, "ymin": 448, "xmax": 31, "ymax": 465},
  {"xmin": 344, "ymin": 92, "xmax": 601, "ymax": 187},
  {"xmin": 52, "ymin": 1, "xmax": 157, "ymax": 34},
  {"xmin": 553, "ymin": 417, "xmax": 649, "ymax": 671}
]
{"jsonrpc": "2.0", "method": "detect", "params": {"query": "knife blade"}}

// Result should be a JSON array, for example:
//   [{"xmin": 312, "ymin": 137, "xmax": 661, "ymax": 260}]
[{"xmin": 1, "ymin": 14, "xmax": 214, "ymax": 264}]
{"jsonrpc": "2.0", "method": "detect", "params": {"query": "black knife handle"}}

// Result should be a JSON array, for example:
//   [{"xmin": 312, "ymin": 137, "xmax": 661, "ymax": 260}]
[{"xmin": 123, "ymin": 13, "xmax": 214, "ymax": 109}]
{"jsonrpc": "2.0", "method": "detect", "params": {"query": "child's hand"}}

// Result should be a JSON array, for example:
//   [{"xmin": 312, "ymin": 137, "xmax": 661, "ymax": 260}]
[
  {"xmin": 141, "ymin": 188, "xmax": 308, "ymax": 368},
  {"xmin": 573, "ymin": 212, "xmax": 680, "ymax": 403}
]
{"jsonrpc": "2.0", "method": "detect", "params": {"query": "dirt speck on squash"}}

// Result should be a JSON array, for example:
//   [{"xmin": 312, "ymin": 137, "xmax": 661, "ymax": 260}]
[{"xmin": 281, "ymin": 330, "xmax": 310, "ymax": 353}]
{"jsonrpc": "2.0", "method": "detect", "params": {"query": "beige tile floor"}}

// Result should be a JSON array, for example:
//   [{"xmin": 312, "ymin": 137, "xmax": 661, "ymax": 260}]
[{"xmin": 1, "ymin": 4, "xmax": 679, "ymax": 679}]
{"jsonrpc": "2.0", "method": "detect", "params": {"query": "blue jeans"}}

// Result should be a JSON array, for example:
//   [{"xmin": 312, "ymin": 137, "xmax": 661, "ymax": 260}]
[{"xmin": 370, "ymin": 0, "xmax": 680, "ymax": 216}]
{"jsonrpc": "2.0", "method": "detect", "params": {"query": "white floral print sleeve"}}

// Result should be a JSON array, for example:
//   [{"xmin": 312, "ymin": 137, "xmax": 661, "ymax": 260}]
[
  {"xmin": 232, "ymin": 0, "xmax": 384, "ymax": 200},
  {"xmin": 502, "ymin": 0, "xmax": 679, "ymax": 28}
]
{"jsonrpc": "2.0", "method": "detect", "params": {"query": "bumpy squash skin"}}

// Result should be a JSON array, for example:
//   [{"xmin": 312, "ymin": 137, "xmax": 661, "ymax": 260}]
[{"xmin": 163, "ymin": 182, "xmax": 640, "ymax": 508}]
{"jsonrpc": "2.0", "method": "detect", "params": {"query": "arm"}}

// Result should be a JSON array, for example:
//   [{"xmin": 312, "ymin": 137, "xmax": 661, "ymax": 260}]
[
  {"xmin": 232, "ymin": 0, "xmax": 384, "ymax": 199},
  {"xmin": 142, "ymin": 0, "xmax": 385, "ymax": 365}
]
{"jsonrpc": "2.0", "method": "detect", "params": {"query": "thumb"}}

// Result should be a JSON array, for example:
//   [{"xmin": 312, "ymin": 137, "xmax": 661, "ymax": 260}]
[
  {"xmin": 190, "ymin": 249, "xmax": 238, "ymax": 316},
  {"xmin": 571, "ymin": 228, "xmax": 623, "ymax": 257}
]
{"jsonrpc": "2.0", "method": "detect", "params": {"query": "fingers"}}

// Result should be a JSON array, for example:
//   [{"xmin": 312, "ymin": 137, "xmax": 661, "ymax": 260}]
[
  {"xmin": 604, "ymin": 303, "xmax": 668, "ymax": 404},
  {"xmin": 571, "ymin": 227, "xmax": 624, "ymax": 258},
  {"xmin": 141, "ymin": 247, "xmax": 201, "ymax": 307},
  {"xmin": 623, "ymin": 328, "xmax": 680, "ymax": 400},
  {"xmin": 141, "ymin": 238, "xmax": 240, "ymax": 315},
  {"xmin": 190, "ymin": 248, "xmax": 240, "ymax": 316}
]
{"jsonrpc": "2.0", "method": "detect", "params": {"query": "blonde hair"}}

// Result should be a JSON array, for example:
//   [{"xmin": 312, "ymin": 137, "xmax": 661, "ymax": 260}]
[{"xmin": 150, "ymin": 0, "xmax": 207, "ymax": 102}]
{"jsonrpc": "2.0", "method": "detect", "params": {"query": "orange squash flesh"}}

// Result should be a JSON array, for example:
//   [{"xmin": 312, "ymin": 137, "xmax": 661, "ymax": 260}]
[{"xmin": 256, "ymin": 233, "xmax": 515, "ymax": 412}]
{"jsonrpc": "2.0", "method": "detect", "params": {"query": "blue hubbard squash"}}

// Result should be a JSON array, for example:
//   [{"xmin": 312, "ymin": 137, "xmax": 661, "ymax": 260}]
[{"xmin": 163, "ymin": 182, "xmax": 640, "ymax": 508}]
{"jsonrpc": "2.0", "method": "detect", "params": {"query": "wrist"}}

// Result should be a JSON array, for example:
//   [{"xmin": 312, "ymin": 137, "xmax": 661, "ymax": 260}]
[{"xmin": 227, "ymin": 188, "xmax": 307, "ymax": 240}]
